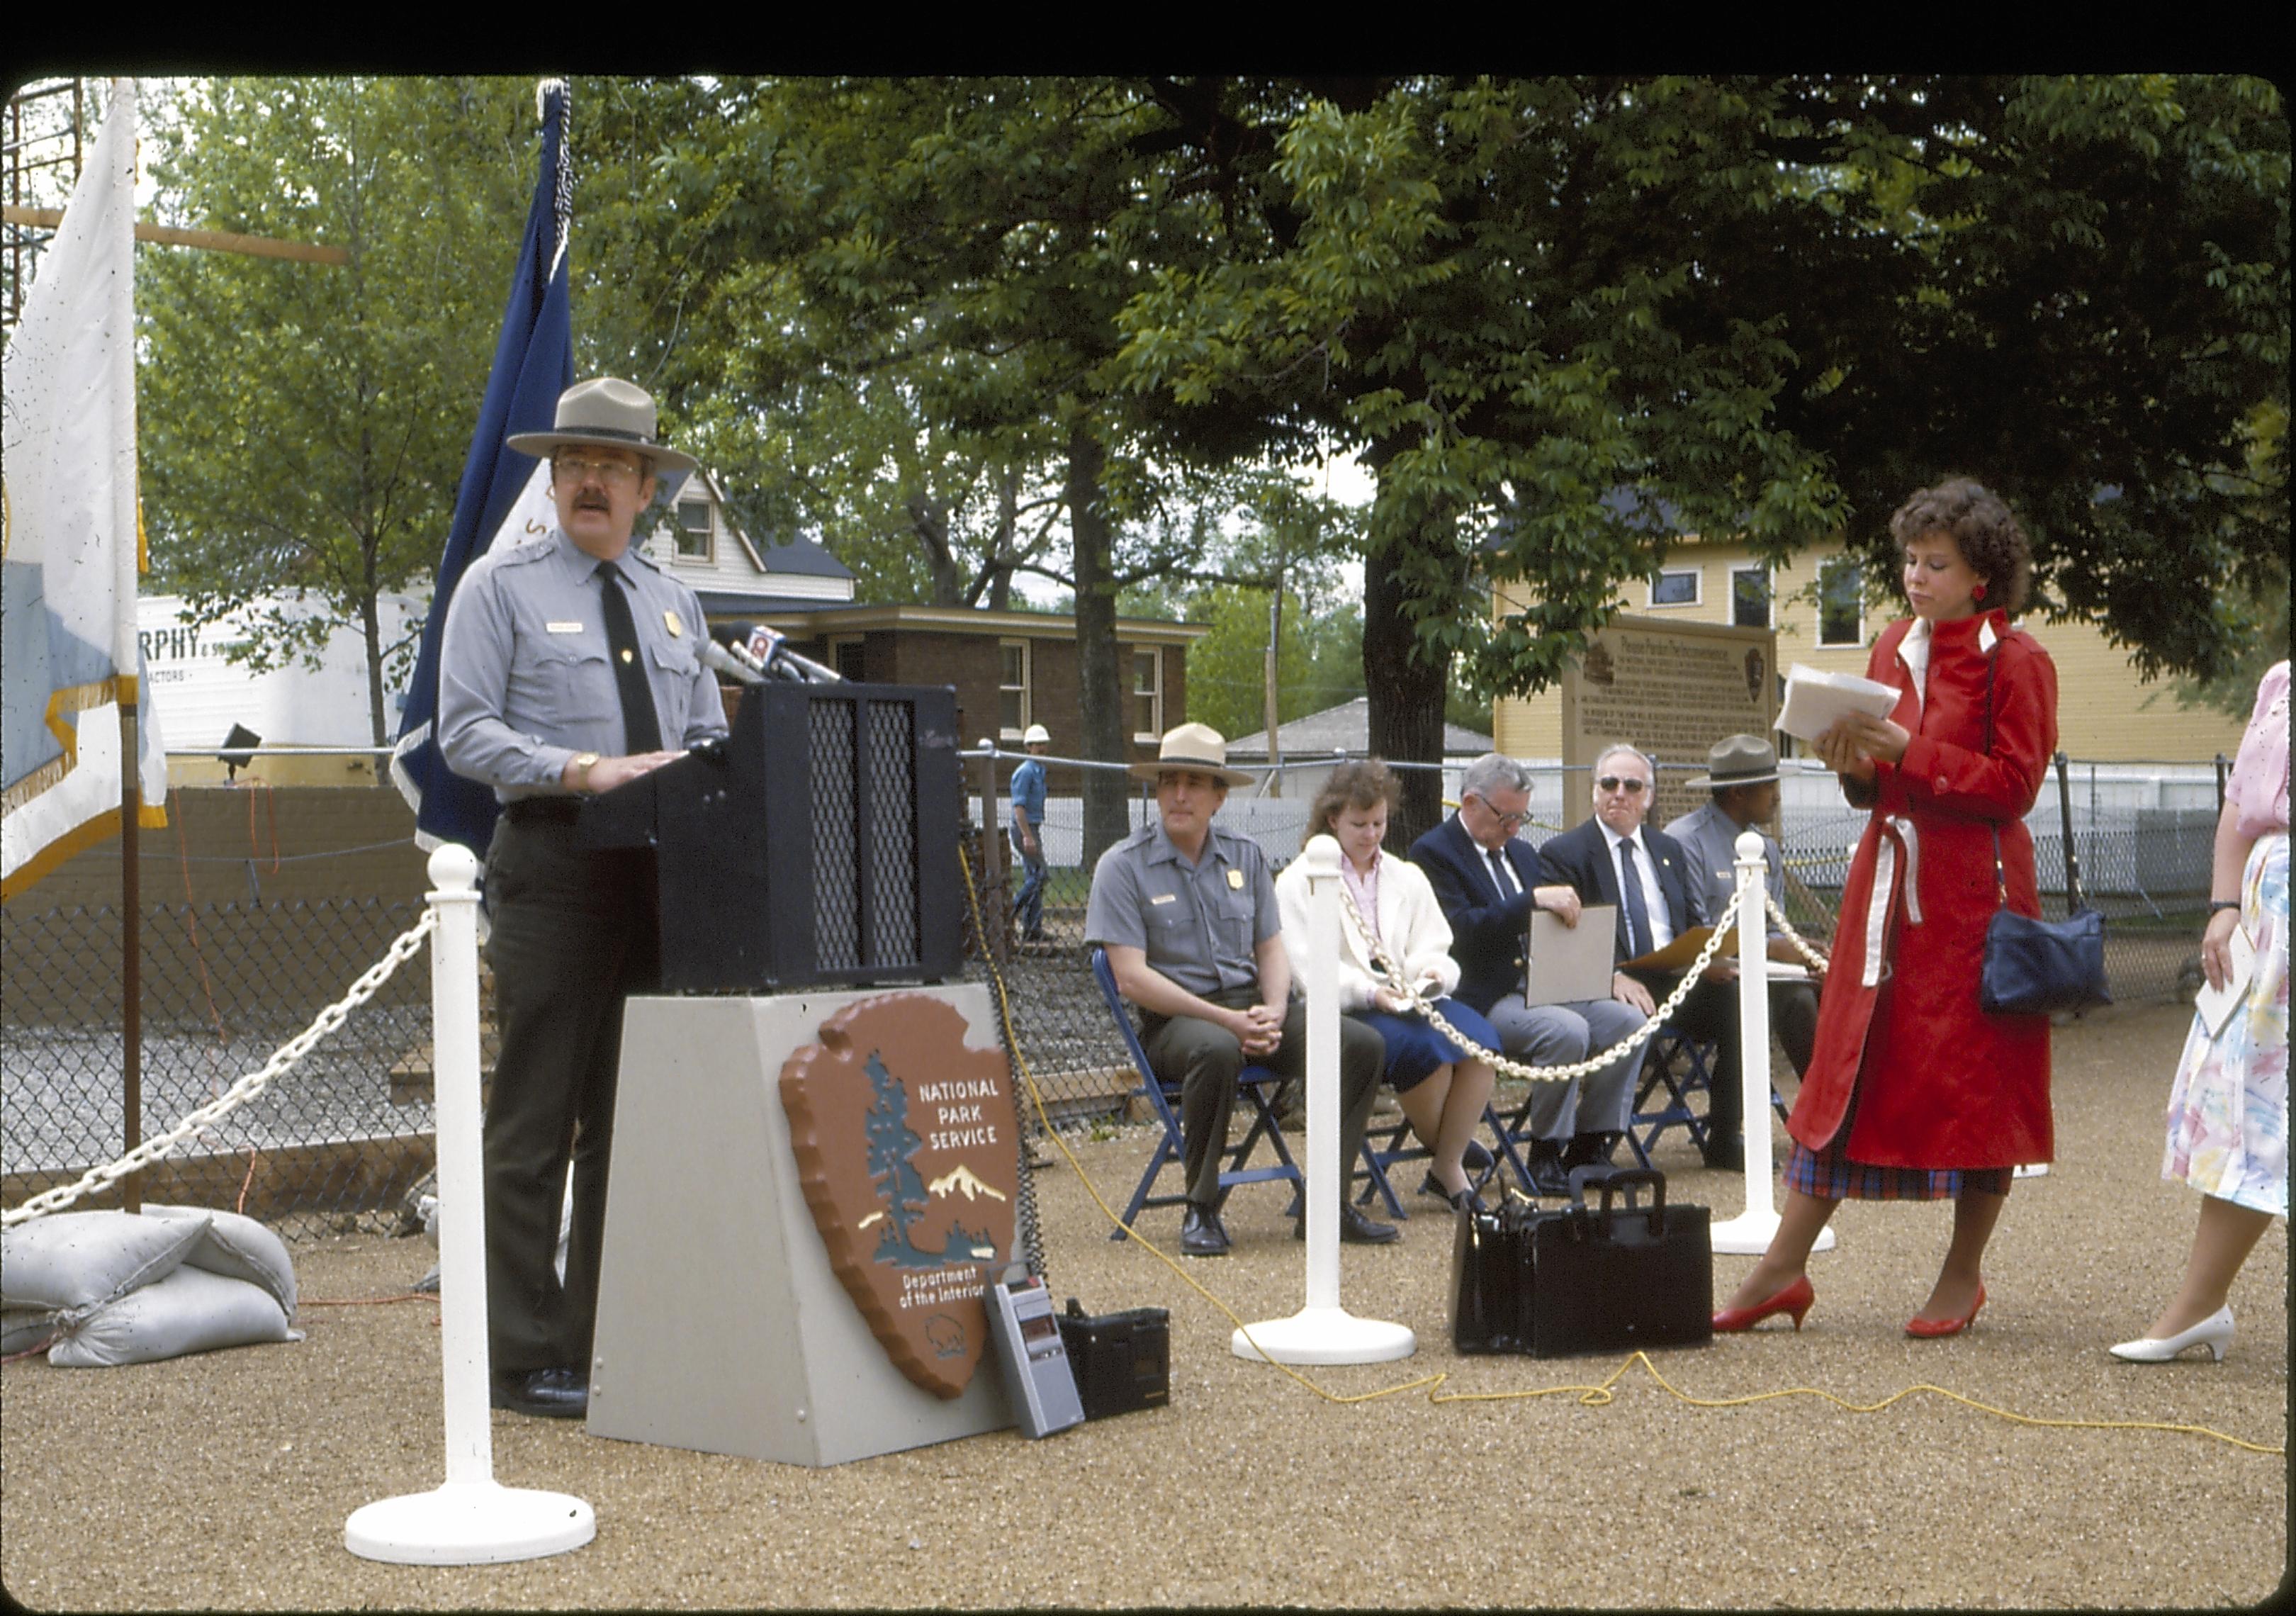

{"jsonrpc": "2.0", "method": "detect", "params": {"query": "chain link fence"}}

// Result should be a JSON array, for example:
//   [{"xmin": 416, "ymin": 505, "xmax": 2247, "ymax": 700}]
[{"xmin": 3, "ymin": 753, "xmax": 2220, "ymax": 1240}]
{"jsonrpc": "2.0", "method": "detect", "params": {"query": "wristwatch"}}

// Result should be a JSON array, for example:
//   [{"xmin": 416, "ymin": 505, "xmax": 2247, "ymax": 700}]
[
  {"xmin": 571, "ymin": 751, "xmax": 601, "ymax": 792},
  {"xmin": 2208, "ymin": 899, "xmax": 2242, "ymax": 913}
]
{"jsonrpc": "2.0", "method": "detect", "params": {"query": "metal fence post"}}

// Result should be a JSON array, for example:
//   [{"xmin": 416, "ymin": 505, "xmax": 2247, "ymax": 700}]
[{"xmin": 2054, "ymin": 751, "xmax": 2081, "ymax": 914}]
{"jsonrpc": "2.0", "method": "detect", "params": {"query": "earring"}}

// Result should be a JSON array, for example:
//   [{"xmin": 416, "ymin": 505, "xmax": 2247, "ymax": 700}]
[{"xmin": 1972, "ymin": 582, "xmax": 1987, "ymax": 600}]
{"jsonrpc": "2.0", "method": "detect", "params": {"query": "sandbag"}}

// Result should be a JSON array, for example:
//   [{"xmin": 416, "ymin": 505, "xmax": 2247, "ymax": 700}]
[
  {"xmin": 47, "ymin": 1264, "xmax": 299, "ymax": 1369},
  {"xmin": 0, "ymin": 1209, "xmax": 210, "ymax": 1315},
  {"xmin": 1, "ymin": 1306, "xmax": 59, "ymax": 1357},
  {"xmin": 142, "ymin": 1204, "xmax": 298, "ymax": 1318}
]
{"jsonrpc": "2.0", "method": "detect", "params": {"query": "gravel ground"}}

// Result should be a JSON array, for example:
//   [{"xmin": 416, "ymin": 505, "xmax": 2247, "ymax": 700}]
[{"xmin": 2, "ymin": 1000, "xmax": 2285, "ymax": 1610}]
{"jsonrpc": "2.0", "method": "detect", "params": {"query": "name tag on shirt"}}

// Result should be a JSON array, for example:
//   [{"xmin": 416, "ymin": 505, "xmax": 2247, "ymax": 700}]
[
  {"xmin": 1149, "ymin": 893, "xmax": 1177, "ymax": 905},
  {"xmin": 546, "ymin": 621, "xmax": 585, "ymax": 634}
]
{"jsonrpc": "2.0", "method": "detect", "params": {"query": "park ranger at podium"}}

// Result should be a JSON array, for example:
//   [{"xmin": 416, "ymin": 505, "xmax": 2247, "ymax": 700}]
[{"xmin": 438, "ymin": 377, "xmax": 727, "ymax": 1418}]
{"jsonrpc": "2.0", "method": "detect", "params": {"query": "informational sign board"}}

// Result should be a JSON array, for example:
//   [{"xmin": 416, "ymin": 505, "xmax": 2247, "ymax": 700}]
[{"xmin": 1558, "ymin": 615, "xmax": 1777, "ymax": 831}]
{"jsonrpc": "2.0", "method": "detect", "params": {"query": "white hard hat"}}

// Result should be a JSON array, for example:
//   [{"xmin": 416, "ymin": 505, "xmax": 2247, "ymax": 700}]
[{"xmin": 1022, "ymin": 724, "xmax": 1051, "ymax": 746}]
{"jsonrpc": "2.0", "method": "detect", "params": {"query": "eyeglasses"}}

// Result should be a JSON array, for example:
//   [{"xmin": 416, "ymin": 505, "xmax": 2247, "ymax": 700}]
[
  {"xmin": 553, "ymin": 454, "xmax": 644, "ymax": 486},
  {"xmin": 1469, "ymin": 796, "xmax": 1531, "ymax": 830},
  {"xmin": 1595, "ymin": 776, "xmax": 1648, "ymax": 795}
]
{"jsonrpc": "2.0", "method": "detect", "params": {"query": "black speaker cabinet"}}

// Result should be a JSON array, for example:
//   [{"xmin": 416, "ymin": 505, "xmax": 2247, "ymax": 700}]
[{"xmin": 580, "ymin": 680, "xmax": 962, "ymax": 992}]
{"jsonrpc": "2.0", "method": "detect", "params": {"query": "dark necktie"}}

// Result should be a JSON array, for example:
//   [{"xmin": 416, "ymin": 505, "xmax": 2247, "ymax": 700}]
[
  {"xmin": 1487, "ymin": 847, "xmax": 1516, "ymax": 900},
  {"xmin": 596, "ymin": 561, "xmax": 663, "ymax": 754},
  {"xmin": 1616, "ymin": 836, "xmax": 1652, "ymax": 959}
]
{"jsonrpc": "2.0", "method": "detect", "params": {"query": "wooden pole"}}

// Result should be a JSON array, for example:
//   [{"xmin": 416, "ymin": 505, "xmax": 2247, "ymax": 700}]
[{"xmin": 3, "ymin": 204, "xmax": 349, "ymax": 265}]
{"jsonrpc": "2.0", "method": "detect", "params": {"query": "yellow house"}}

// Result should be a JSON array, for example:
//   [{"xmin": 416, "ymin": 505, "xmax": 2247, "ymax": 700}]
[{"xmin": 1492, "ymin": 534, "xmax": 2250, "ymax": 764}]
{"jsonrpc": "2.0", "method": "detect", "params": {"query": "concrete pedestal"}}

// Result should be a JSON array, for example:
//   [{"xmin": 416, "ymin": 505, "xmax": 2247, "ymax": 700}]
[{"xmin": 586, "ymin": 987, "xmax": 1011, "ymax": 1466}]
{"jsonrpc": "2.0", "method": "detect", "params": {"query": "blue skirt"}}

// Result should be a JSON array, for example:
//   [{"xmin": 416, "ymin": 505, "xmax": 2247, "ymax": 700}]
[{"xmin": 1354, "ymin": 998, "xmax": 1499, "ymax": 1093}]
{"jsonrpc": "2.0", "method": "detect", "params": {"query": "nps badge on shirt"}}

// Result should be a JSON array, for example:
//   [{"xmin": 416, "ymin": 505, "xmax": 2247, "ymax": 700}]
[
  {"xmin": 664, "ymin": 609, "xmax": 684, "ymax": 638},
  {"xmin": 1227, "ymin": 869, "xmax": 1245, "ymax": 889}
]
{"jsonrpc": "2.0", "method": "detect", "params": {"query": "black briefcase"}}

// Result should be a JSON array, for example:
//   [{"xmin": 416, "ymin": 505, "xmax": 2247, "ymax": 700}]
[{"xmin": 1451, "ymin": 1168, "xmax": 1713, "ymax": 1358}]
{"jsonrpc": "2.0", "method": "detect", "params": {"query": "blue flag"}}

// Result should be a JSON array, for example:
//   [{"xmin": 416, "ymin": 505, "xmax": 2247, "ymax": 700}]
[{"xmin": 392, "ymin": 79, "xmax": 575, "ymax": 855}]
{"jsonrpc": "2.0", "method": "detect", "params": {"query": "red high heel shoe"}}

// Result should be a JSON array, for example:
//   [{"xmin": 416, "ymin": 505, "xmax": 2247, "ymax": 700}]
[
  {"xmin": 1712, "ymin": 1274, "xmax": 1814, "ymax": 1333},
  {"xmin": 1906, "ymin": 1282, "xmax": 1986, "ymax": 1338}
]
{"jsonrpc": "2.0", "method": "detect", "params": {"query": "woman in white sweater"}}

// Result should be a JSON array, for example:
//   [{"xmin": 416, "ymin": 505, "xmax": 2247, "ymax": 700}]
[{"xmin": 1277, "ymin": 760, "xmax": 1501, "ymax": 1211}]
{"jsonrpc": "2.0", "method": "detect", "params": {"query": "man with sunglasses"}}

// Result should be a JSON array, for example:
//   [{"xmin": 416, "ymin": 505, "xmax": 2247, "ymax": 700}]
[
  {"xmin": 439, "ymin": 377, "xmax": 725, "ymax": 1418},
  {"xmin": 1411, "ymin": 753, "xmax": 1650, "ymax": 1195},
  {"xmin": 1538, "ymin": 743, "xmax": 1749, "ymax": 1171}
]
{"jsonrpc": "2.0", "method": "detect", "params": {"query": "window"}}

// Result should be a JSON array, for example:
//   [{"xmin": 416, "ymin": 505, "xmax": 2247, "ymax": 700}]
[
  {"xmin": 998, "ymin": 639, "xmax": 1031, "ymax": 736},
  {"xmin": 828, "ymin": 636, "xmax": 866, "ymax": 681},
  {"xmin": 674, "ymin": 500, "xmax": 712, "ymax": 561},
  {"xmin": 1818, "ymin": 559, "xmax": 1864, "ymax": 646},
  {"xmin": 1649, "ymin": 567, "xmax": 1701, "ymax": 607},
  {"xmin": 1730, "ymin": 564, "xmax": 1772, "ymax": 629},
  {"xmin": 1130, "ymin": 648, "xmax": 1163, "ymax": 741}
]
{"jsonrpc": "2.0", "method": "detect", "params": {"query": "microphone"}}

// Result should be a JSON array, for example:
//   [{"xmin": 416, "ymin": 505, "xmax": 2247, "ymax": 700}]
[
  {"xmin": 697, "ymin": 636, "xmax": 765, "ymax": 686},
  {"xmin": 719, "ymin": 622, "xmax": 844, "ymax": 683}
]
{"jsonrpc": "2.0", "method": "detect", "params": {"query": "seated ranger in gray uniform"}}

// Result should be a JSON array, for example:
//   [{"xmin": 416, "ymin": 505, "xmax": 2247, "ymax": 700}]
[
  {"xmin": 1662, "ymin": 734, "xmax": 1822, "ymax": 1083},
  {"xmin": 439, "ymin": 377, "xmax": 726, "ymax": 1419},
  {"xmin": 1086, "ymin": 723, "xmax": 1395, "ymax": 1257}
]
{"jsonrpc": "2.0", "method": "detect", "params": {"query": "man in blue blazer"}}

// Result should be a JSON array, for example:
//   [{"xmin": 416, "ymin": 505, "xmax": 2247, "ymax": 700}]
[
  {"xmin": 1536, "ymin": 744, "xmax": 1748, "ymax": 1171},
  {"xmin": 1411, "ymin": 753, "xmax": 1648, "ymax": 1194}
]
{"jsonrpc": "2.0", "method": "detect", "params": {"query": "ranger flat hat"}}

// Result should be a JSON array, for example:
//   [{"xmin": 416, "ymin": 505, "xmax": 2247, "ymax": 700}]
[
  {"xmin": 1686, "ymin": 733, "xmax": 1779, "ymax": 790},
  {"xmin": 506, "ymin": 376, "xmax": 699, "ymax": 473},
  {"xmin": 1128, "ymin": 722, "xmax": 1255, "ymax": 787}
]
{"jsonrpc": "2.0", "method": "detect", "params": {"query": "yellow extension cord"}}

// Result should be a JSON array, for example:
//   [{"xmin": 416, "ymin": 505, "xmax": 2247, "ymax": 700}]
[{"xmin": 957, "ymin": 834, "xmax": 2282, "ymax": 1456}]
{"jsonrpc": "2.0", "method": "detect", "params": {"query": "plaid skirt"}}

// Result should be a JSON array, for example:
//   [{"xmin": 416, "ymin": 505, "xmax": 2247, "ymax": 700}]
[{"xmin": 1784, "ymin": 1074, "xmax": 2013, "ymax": 1201}]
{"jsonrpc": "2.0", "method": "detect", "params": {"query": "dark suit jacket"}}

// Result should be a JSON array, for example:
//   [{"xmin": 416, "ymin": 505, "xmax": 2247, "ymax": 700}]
[
  {"xmin": 1408, "ymin": 814, "xmax": 1548, "ymax": 1016},
  {"xmin": 1535, "ymin": 817, "xmax": 1708, "ymax": 984}
]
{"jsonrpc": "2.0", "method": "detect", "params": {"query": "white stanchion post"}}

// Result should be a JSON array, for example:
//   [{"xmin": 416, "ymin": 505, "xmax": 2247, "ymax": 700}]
[
  {"xmin": 346, "ymin": 844, "xmax": 595, "ymax": 1565},
  {"xmin": 1711, "ymin": 831, "xmax": 1834, "ymax": 1256},
  {"xmin": 1232, "ymin": 835, "xmax": 1414, "ymax": 1364}
]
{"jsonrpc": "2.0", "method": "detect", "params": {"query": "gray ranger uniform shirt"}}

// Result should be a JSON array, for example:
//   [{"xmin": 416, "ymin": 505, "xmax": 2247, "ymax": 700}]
[
  {"xmin": 438, "ymin": 527, "xmax": 726, "ymax": 799},
  {"xmin": 1084, "ymin": 819, "xmax": 1280, "ymax": 999},
  {"xmin": 1662, "ymin": 799, "xmax": 1788, "ymax": 942}
]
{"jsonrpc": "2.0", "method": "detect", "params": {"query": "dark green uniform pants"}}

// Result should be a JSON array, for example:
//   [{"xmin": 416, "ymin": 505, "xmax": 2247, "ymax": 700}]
[
  {"xmin": 1142, "ymin": 988, "xmax": 1384, "ymax": 1207},
  {"xmin": 480, "ymin": 809, "xmax": 658, "ymax": 1381}
]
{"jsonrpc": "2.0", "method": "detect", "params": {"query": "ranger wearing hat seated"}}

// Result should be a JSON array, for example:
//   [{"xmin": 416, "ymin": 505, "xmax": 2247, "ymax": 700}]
[
  {"xmin": 439, "ymin": 377, "xmax": 725, "ymax": 1418},
  {"xmin": 1662, "ymin": 734, "xmax": 1825, "ymax": 1084},
  {"xmin": 1085, "ymin": 724, "xmax": 1396, "ymax": 1255}
]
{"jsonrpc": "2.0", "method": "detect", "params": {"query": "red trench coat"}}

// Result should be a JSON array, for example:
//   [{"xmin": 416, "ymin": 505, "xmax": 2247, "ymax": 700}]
[{"xmin": 1787, "ymin": 609, "xmax": 2059, "ymax": 1168}]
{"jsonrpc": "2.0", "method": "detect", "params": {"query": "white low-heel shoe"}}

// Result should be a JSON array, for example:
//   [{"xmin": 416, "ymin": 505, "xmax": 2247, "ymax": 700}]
[{"xmin": 2109, "ymin": 1305, "xmax": 2235, "ymax": 1363}]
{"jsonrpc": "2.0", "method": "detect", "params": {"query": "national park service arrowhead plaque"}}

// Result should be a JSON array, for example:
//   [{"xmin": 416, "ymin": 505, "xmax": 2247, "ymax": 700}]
[{"xmin": 779, "ymin": 993, "xmax": 1018, "ymax": 1399}]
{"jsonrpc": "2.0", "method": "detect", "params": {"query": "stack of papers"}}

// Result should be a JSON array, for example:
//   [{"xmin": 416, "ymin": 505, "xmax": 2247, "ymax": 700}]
[
  {"xmin": 1776, "ymin": 663, "xmax": 1898, "ymax": 742},
  {"xmin": 2194, "ymin": 925, "xmax": 2257, "ymax": 1038}
]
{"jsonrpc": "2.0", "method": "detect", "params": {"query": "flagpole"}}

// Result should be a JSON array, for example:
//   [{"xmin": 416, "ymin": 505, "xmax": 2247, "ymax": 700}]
[
  {"xmin": 120, "ymin": 705, "xmax": 142, "ymax": 1211},
  {"xmin": 111, "ymin": 78, "xmax": 144, "ymax": 1212}
]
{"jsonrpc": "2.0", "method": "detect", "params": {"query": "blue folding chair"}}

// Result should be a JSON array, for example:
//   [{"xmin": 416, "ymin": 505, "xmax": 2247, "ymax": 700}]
[
  {"xmin": 1353, "ymin": 1102, "xmax": 1512, "ymax": 1221},
  {"xmin": 1091, "ymin": 948, "xmax": 1303, "ymax": 1242},
  {"xmin": 1630, "ymin": 1024, "xmax": 1792, "ymax": 1165}
]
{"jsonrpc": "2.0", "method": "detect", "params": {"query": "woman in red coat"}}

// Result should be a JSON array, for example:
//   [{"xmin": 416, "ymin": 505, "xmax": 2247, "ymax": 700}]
[{"xmin": 1715, "ymin": 478, "xmax": 2059, "ymax": 1338}]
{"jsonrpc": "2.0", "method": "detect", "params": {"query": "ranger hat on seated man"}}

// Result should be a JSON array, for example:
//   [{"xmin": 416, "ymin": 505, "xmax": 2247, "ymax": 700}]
[
  {"xmin": 507, "ymin": 376, "xmax": 699, "ymax": 473},
  {"xmin": 1128, "ymin": 722, "xmax": 1256, "ymax": 787},
  {"xmin": 1685, "ymin": 733, "xmax": 1779, "ymax": 790}
]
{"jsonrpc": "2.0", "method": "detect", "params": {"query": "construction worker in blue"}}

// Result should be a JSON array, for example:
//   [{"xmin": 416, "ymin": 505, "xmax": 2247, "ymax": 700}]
[{"xmin": 1010, "ymin": 724, "xmax": 1051, "ymax": 941}]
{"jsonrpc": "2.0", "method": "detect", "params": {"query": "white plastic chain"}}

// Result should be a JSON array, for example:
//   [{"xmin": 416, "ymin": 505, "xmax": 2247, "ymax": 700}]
[
  {"xmin": 1339, "ymin": 877, "xmax": 1747, "ymax": 1084},
  {"xmin": 1, "ymin": 909, "xmax": 440, "ymax": 1228},
  {"xmin": 1765, "ymin": 892, "xmax": 1833, "ymax": 973}
]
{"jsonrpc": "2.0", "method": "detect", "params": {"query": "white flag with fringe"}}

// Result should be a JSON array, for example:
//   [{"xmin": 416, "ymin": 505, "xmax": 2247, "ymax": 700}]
[{"xmin": 1, "ymin": 77, "xmax": 168, "ymax": 901}]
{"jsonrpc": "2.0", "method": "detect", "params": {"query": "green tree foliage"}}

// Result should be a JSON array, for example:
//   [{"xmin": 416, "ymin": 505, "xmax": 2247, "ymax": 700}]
[
  {"xmin": 1115, "ymin": 75, "xmax": 2289, "ymax": 840},
  {"xmin": 137, "ymin": 77, "xmax": 540, "ymax": 746},
  {"xmin": 595, "ymin": 77, "xmax": 1323, "ymax": 860}
]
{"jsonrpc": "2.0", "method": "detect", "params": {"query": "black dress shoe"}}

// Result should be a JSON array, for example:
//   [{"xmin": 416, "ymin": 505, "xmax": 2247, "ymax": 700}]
[
  {"xmin": 1419, "ymin": 1138, "xmax": 1499, "ymax": 1201},
  {"xmin": 1180, "ymin": 1203, "xmax": 1231, "ymax": 1257},
  {"xmin": 1295, "ymin": 1203, "xmax": 1402, "ymax": 1244},
  {"xmin": 490, "ymin": 1366, "xmax": 588, "ymax": 1419},
  {"xmin": 1561, "ymin": 1130, "xmax": 1622, "ymax": 1172}
]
